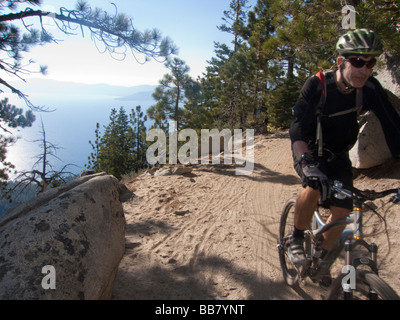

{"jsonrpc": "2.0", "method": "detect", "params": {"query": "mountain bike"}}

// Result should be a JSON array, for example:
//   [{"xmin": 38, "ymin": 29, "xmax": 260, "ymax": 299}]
[{"xmin": 277, "ymin": 180, "xmax": 400, "ymax": 300}]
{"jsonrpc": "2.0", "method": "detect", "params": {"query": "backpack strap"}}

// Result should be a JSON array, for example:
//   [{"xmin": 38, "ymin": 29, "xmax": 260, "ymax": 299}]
[
  {"xmin": 327, "ymin": 88, "xmax": 363, "ymax": 117},
  {"xmin": 316, "ymin": 71, "xmax": 327, "ymax": 105},
  {"xmin": 314, "ymin": 70, "xmax": 363, "ymax": 157},
  {"xmin": 315, "ymin": 71, "xmax": 327, "ymax": 157}
]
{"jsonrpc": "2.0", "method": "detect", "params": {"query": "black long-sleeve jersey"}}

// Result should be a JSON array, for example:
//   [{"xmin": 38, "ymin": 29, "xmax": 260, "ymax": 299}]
[{"xmin": 289, "ymin": 70, "xmax": 400, "ymax": 157}]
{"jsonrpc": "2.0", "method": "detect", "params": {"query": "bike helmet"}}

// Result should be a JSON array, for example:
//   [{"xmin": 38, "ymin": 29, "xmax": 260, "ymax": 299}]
[{"xmin": 336, "ymin": 29, "xmax": 383, "ymax": 56}]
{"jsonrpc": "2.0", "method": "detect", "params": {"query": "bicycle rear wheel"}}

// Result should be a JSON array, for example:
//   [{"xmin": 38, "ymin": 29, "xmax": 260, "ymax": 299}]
[
  {"xmin": 326, "ymin": 271, "xmax": 400, "ymax": 300},
  {"xmin": 278, "ymin": 199, "xmax": 308, "ymax": 286}
]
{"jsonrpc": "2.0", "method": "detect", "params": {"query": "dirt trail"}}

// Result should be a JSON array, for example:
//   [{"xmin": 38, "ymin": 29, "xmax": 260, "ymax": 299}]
[{"xmin": 111, "ymin": 132, "xmax": 400, "ymax": 300}]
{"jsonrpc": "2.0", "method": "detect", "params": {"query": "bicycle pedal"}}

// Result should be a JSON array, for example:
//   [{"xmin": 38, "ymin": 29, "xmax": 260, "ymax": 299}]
[
  {"xmin": 308, "ymin": 273, "xmax": 320, "ymax": 284},
  {"xmin": 277, "ymin": 243, "xmax": 286, "ymax": 252},
  {"xmin": 300, "ymin": 278, "xmax": 307, "ymax": 286},
  {"xmin": 319, "ymin": 276, "xmax": 332, "ymax": 288}
]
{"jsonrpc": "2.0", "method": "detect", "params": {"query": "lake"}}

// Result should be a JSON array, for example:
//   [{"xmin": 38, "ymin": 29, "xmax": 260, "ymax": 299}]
[{"xmin": 3, "ymin": 84, "xmax": 156, "ymax": 178}]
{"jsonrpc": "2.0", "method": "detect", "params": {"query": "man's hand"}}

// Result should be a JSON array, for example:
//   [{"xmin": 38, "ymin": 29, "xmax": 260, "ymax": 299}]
[{"xmin": 302, "ymin": 161, "xmax": 330, "ymax": 201}]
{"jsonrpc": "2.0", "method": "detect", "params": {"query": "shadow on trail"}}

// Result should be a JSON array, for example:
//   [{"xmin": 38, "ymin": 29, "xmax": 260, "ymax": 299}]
[
  {"xmin": 112, "ymin": 253, "xmax": 304, "ymax": 300},
  {"xmin": 116, "ymin": 213, "xmax": 320, "ymax": 300},
  {"xmin": 125, "ymin": 219, "xmax": 177, "ymax": 237},
  {"xmin": 354, "ymin": 158, "xmax": 400, "ymax": 180},
  {"xmin": 251, "ymin": 162, "xmax": 300, "ymax": 184},
  {"xmin": 194, "ymin": 162, "xmax": 300, "ymax": 185}
]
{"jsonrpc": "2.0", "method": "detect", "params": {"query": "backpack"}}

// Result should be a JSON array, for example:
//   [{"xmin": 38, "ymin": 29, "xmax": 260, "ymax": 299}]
[{"xmin": 314, "ymin": 70, "xmax": 363, "ymax": 157}]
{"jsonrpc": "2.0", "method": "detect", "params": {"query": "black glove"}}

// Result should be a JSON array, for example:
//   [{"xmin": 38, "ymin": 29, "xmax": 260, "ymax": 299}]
[{"xmin": 300, "ymin": 153, "xmax": 330, "ymax": 201}]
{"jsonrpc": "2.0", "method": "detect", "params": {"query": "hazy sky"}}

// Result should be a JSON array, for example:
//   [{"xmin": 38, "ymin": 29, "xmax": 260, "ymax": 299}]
[{"xmin": 8, "ymin": 0, "xmax": 257, "ymax": 87}]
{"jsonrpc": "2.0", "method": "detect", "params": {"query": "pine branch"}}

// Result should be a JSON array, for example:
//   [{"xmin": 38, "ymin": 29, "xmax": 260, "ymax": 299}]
[
  {"xmin": 0, "ymin": 7, "xmax": 177, "ymax": 60},
  {"xmin": 0, "ymin": 77, "xmax": 48, "ymax": 111}
]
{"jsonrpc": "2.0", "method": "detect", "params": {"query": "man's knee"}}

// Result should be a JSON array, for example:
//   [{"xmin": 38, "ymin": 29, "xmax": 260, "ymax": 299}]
[
  {"xmin": 330, "ymin": 206, "xmax": 351, "ymax": 220},
  {"xmin": 302, "ymin": 186, "xmax": 320, "ymax": 202},
  {"xmin": 294, "ymin": 186, "xmax": 320, "ymax": 221}
]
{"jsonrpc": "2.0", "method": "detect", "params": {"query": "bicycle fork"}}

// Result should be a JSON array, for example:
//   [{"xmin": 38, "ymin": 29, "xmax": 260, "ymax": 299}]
[{"xmin": 342, "ymin": 238, "xmax": 379, "ymax": 299}]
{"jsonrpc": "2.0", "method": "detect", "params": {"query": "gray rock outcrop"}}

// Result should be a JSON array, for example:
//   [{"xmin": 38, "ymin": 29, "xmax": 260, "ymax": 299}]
[
  {"xmin": 0, "ymin": 172, "xmax": 127, "ymax": 300},
  {"xmin": 349, "ymin": 111, "xmax": 392, "ymax": 168},
  {"xmin": 349, "ymin": 54, "xmax": 400, "ymax": 169},
  {"xmin": 376, "ymin": 54, "xmax": 400, "ymax": 98}
]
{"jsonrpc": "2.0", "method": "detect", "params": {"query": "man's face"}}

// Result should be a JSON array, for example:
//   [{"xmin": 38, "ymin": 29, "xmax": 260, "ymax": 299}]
[{"xmin": 337, "ymin": 55, "xmax": 375, "ymax": 89}]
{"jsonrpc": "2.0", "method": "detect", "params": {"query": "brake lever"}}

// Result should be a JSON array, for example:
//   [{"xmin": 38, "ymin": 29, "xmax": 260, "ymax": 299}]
[
  {"xmin": 360, "ymin": 189, "xmax": 376, "ymax": 200},
  {"xmin": 390, "ymin": 193, "xmax": 400, "ymax": 204}
]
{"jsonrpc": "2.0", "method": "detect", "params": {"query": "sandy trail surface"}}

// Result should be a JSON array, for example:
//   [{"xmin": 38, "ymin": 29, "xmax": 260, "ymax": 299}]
[{"xmin": 111, "ymin": 132, "xmax": 400, "ymax": 300}]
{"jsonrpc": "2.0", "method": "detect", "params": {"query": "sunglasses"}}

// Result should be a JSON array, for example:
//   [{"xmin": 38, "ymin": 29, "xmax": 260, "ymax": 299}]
[{"xmin": 344, "ymin": 57, "xmax": 377, "ymax": 69}]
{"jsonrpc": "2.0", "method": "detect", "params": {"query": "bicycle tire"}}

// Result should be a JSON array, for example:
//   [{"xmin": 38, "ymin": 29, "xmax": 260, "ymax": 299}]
[
  {"xmin": 278, "ymin": 199, "xmax": 301, "ymax": 286},
  {"xmin": 325, "ymin": 271, "xmax": 400, "ymax": 300}
]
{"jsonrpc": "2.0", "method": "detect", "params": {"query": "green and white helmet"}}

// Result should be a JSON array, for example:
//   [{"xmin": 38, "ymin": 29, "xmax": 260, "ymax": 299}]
[{"xmin": 336, "ymin": 29, "xmax": 383, "ymax": 56}]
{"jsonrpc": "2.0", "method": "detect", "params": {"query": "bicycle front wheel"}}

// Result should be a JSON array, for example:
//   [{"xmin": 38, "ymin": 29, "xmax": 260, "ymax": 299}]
[
  {"xmin": 278, "ymin": 199, "xmax": 301, "ymax": 286},
  {"xmin": 326, "ymin": 271, "xmax": 400, "ymax": 300}
]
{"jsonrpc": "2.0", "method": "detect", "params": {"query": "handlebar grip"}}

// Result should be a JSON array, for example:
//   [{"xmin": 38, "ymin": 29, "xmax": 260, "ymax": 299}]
[{"xmin": 390, "ymin": 194, "xmax": 400, "ymax": 204}]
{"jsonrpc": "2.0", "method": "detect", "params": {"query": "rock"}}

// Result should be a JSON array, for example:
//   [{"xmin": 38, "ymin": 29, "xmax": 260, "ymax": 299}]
[
  {"xmin": 118, "ymin": 183, "xmax": 135, "ymax": 202},
  {"xmin": 350, "ymin": 111, "xmax": 392, "ymax": 168},
  {"xmin": 174, "ymin": 210, "xmax": 189, "ymax": 216},
  {"xmin": 154, "ymin": 168, "xmax": 172, "ymax": 176},
  {"xmin": 0, "ymin": 173, "xmax": 125, "ymax": 300},
  {"xmin": 376, "ymin": 54, "xmax": 400, "ymax": 98},
  {"xmin": 171, "ymin": 166, "xmax": 193, "ymax": 175},
  {"xmin": 79, "ymin": 169, "xmax": 96, "ymax": 177},
  {"xmin": 151, "ymin": 165, "xmax": 193, "ymax": 176},
  {"xmin": 349, "ymin": 55, "xmax": 400, "ymax": 170},
  {"xmin": 147, "ymin": 166, "xmax": 160, "ymax": 176}
]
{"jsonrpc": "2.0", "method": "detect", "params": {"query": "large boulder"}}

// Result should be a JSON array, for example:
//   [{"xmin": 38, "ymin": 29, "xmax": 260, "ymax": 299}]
[
  {"xmin": 375, "ymin": 53, "xmax": 400, "ymax": 98},
  {"xmin": 0, "ymin": 172, "xmax": 127, "ymax": 300},
  {"xmin": 349, "ymin": 54, "xmax": 400, "ymax": 169},
  {"xmin": 349, "ymin": 111, "xmax": 392, "ymax": 168}
]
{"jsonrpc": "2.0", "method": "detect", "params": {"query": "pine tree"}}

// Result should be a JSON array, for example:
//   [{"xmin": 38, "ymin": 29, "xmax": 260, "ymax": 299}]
[
  {"xmin": 97, "ymin": 107, "xmax": 131, "ymax": 180},
  {"xmin": 200, "ymin": 0, "xmax": 400, "ymax": 131},
  {"xmin": 86, "ymin": 106, "xmax": 149, "ymax": 180},
  {"xmin": 129, "ymin": 105, "xmax": 148, "ymax": 172},
  {"xmin": 201, "ymin": 42, "xmax": 233, "ymax": 129},
  {"xmin": 183, "ymin": 78, "xmax": 214, "ymax": 131},
  {"xmin": 86, "ymin": 122, "xmax": 101, "ymax": 172},
  {"xmin": 356, "ymin": 1, "xmax": 400, "ymax": 54},
  {"xmin": 218, "ymin": 0, "xmax": 250, "ymax": 52},
  {"xmin": 242, "ymin": 0, "xmax": 340, "ymax": 129},
  {"xmin": 204, "ymin": 2, "xmax": 254, "ymax": 129},
  {"xmin": 148, "ymin": 58, "xmax": 193, "ymax": 130}
]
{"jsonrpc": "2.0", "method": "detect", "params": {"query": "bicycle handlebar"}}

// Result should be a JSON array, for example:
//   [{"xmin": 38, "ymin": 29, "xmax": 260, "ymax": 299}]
[
  {"xmin": 311, "ymin": 181, "xmax": 400, "ymax": 244},
  {"xmin": 331, "ymin": 180, "xmax": 400, "ymax": 204}
]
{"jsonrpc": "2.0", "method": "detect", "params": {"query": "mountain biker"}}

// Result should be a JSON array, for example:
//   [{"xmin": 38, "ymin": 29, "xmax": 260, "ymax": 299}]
[{"xmin": 288, "ymin": 29, "xmax": 400, "ymax": 285}]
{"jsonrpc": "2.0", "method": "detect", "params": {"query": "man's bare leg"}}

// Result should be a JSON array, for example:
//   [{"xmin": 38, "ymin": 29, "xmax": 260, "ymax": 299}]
[
  {"xmin": 294, "ymin": 186, "xmax": 320, "ymax": 231},
  {"xmin": 288, "ymin": 186, "xmax": 320, "ymax": 266},
  {"xmin": 321, "ymin": 206, "xmax": 351, "ymax": 251},
  {"xmin": 295, "ymin": 188, "xmax": 350, "ymax": 250}
]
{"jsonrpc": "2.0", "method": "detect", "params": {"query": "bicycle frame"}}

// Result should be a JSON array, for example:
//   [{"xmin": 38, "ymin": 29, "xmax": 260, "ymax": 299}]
[
  {"xmin": 306, "ymin": 180, "xmax": 398, "ymax": 296},
  {"xmin": 311, "ymin": 200, "xmax": 379, "ymax": 275},
  {"xmin": 278, "ymin": 180, "xmax": 400, "ymax": 298}
]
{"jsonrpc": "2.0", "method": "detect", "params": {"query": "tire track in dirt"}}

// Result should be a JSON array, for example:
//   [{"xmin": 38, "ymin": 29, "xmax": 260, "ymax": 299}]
[
  {"xmin": 236, "ymin": 136, "xmax": 302, "ymax": 299},
  {"xmin": 113, "ymin": 166, "xmax": 254, "ymax": 299},
  {"xmin": 185, "ymin": 172, "xmax": 253, "ymax": 298},
  {"xmin": 244, "ymin": 136, "xmax": 332, "ymax": 300},
  {"xmin": 151, "ymin": 172, "xmax": 244, "ymax": 274},
  {"xmin": 112, "ymin": 132, "xmax": 339, "ymax": 300}
]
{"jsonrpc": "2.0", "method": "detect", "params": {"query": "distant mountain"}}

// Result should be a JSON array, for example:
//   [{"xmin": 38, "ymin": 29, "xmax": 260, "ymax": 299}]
[
  {"xmin": 115, "ymin": 90, "xmax": 154, "ymax": 101},
  {"xmin": 7, "ymin": 78, "xmax": 157, "ymax": 101}
]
